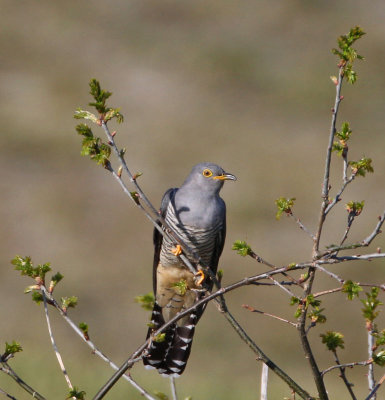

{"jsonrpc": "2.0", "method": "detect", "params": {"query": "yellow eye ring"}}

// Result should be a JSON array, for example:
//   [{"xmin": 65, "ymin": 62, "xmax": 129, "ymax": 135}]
[{"xmin": 202, "ymin": 168, "xmax": 213, "ymax": 178}]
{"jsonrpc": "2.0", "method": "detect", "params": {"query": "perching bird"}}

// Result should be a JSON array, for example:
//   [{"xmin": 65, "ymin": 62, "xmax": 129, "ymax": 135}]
[{"xmin": 143, "ymin": 162, "xmax": 236, "ymax": 376}]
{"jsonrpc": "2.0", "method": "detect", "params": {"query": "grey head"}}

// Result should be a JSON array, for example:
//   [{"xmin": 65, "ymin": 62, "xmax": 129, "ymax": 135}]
[
  {"xmin": 180, "ymin": 162, "xmax": 237, "ymax": 195},
  {"xmin": 173, "ymin": 162, "xmax": 236, "ymax": 228}
]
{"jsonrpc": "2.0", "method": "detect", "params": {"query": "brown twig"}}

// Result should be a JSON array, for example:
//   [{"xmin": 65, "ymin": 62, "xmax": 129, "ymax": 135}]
[{"xmin": 243, "ymin": 304, "xmax": 297, "ymax": 327}]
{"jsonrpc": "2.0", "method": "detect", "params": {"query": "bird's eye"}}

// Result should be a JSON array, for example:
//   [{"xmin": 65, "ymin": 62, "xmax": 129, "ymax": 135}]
[{"xmin": 202, "ymin": 168, "xmax": 213, "ymax": 178}]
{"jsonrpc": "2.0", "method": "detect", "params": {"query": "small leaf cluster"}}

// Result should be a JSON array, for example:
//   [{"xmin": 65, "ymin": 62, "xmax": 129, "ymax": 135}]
[
  {"xmin": 1, "ymin": 341, "xmax": 23, "ymax": 361},
  {"xmin": 320, "ymin": 331, "xmax": 345, "ymax": 352},
  {"xmin": 232, "ymin": 240, "xmax": 252, "ymax": 257},
  {"xmin": 332, "ymin": 122, "xmax": 352, "ymax": 157},
  {"xmin": 135, "ymin": 292, "xmax": 155, "ymax": 311},
  {"xmin": 332, "ymin": 26, "xmax": 365, "ymax": 84},
  {"xmin": 345, "ymin": 200, "xmax": 365, "ymax": 216},
  {"xmin": 291, "ymin": 295, "xmax": 326, "ymax": 324},
  {"xmin": 342, "ymin": 280, "xmax": 363, "ymax": 300},
  {"xmin": 84, "ymin": 79, "xmax": 124, "ymax": 122},
  {"xmin": 61, "ymin": 296, "xmax": 78, "ymax": 313},
  {"xmin": 76, "ymin": 124, "xmax": 111, "ymax": 168},
  {"xmin": 12, "ymin": 256, "xmax": 51, "ymax": 283},
  {"xmin": 361, "ymin": 287, "xmax": 382, "ymax": 323},
  {"xmin": 67, "ymin": 387, "xmax": 86, "ymax": 400},
  {"xmin": 172, "ymin": 279, "xmax": 188, "ymax": 296},
  {"xmin": 275, "ymin": 197, "xmax": 295, "ymax": 220},
  {"xmin": 349, "ymin": 157, "xmax": 374, "ymax": 177},
  {"xmin": 79, "ymin": 322, "xmax": 90, "ymax": 340}
]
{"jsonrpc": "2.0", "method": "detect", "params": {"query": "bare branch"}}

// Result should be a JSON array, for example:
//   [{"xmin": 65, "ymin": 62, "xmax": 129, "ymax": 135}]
[
  {"xmin": 365, "ymin": 373, "xmax": 385, "ymax": 400},
  {"xmin": 0, "ymin": 363, "xmax": 46, "ymax": 400},
  {"xmin": 42, "ymin": 292, "xmax": 74, "ymax": 392},
  {"xmin": 242, "ymin": 304, "xmax": 297, "ymax": 327},
  {"xmin": 289, "ymin": 212, "xmax": 316, "ymax": 241}
]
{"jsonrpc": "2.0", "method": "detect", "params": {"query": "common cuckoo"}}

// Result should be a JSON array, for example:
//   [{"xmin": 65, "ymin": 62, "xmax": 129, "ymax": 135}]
[{"xmin": 143, "ymin": 162, "xmax": 236, "ymax": 376}]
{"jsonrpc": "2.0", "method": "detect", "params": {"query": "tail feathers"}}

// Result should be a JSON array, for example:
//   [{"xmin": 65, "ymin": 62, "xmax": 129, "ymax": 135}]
[{"xmin": 143, "ymin": 303, "xmax": 198, "ymax": 376}]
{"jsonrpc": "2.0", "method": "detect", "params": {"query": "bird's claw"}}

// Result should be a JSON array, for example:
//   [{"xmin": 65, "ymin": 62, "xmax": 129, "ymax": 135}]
[
  {"xmin": 194, "ymin": 269, "xmax": 205, "ymax": 286},
  {"xmin": 171, "ymin": 245, "xmax": 182, "ymax": 256}
]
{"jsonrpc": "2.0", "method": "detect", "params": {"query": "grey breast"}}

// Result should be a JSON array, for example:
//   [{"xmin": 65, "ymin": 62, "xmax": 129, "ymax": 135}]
[{"xmin": 159, "ymin": 202, "xmax": 223, "ymax": 268}]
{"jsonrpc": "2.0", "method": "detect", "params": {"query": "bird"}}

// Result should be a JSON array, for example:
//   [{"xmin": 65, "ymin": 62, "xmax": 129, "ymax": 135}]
[{"xmin": 143, "ymin": 162, "xmax": 236, "ymax": 376}]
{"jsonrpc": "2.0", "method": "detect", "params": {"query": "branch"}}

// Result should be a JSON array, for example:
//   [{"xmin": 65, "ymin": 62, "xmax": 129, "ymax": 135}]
[
  {"xmin": 94, "ymin": 264, "xmax": 315, "ymax": 400},
  {"xmin": 321, "ymin": 359, "xmax": 371, "ymax": 376},
  {"xmin": 365, "ymin": 373, "xmax": 385, "ymax": 400},
  {"xmin": 0, "ymin": 387, "xmax": 17, "ymax": 400},
  {"xmin": 0, "ymin": 362, "xmax": 46, "ymax": 400},
  {"xmin": 242, "ymin": 304, "xmax": 297, "ymax": 327},
  {"xmin": 290, "ymin": 212, "xmax": 316, "ymax": 241},
  {"xmin": 313, "ymin": 65, "xmax": 344, "ymax": 255},
  {"xmin": 42, "ymin": 292, "xmax": 74, "ymax": 392},
  {"xmin": 39, "ymin": 287, "xmax": 157, "ymax": 400}
]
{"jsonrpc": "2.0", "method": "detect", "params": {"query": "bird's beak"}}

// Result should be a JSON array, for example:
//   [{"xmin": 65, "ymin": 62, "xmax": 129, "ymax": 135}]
[{"xmin": 213, "ymin": 172, "xmax": 237, "ymax": 181}]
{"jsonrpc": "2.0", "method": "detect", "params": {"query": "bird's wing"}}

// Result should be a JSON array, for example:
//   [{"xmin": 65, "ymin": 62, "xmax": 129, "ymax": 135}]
[
  {"xmin": 152, "ymin": 187, "xmax": 178, "ymax": 294},
  {"xmin": 209, "ymin": 202, "xmax": 226, "ymax": 280}
]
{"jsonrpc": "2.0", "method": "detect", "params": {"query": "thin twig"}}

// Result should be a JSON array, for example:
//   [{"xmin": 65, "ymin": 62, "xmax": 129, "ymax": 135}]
[
  {"xmin": 290, "ymin": 212, "xmax": 316, "ymax": 241},
  {"xmin": 42, "ymin": 292, "xmax": 73, "ymax": 391},
  {"xmin": 39, "ymin": 287, "xmax": 157, "ymax": 400},
  {"xmin": 170, "ymin": 376, "xmax": 178, "ymax": 400},
  {"xmin": 321, "ymin": 359, "xmax": 371, "ymax": 376},
  {"xmin": 313, "ymin": 66, "xmax": 344, "ymax": 256},
  {"xmin": 367, "ymin": 325, "xmax": 376, "ymax": 400},
  {"xmin": 0, "ymin": 363, "xmax": 46, "ymax": 400},
  {"xmin": 0, "ymin": 387, "xmax": 17, "ymax": 400},
  {"xmin": 331, "ymin": 350, "xmax": 357, "ymax": 400},
  {"xmin": 242, "ymin": 305, "xmax": 297, "ymax": 327},
  {"xmin": 260, "ymin": 363, "xmax": 269, "ymax": 400},
  {"xmin": 364, "ymin": 373, "xmax": 385, "ymax": 400}
]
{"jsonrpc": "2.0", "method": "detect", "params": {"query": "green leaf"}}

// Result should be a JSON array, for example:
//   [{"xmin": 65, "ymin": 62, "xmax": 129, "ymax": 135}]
[
  {"xmin": 375, "ymin": 330, "xmax": 385, "ymax": 347},
  {"xmin": 309, "ymin": 308, "xmax": 326, "ymax": 324},
  {"xmin": 67, "ymin": 387, "xmax": 86, "ymax": 400},
  {"xmin": 373, "ymin": 350, "xmax": 385, "ymax": 366},
  {"xmin": 61, "ymin": 296, "xmax": 78, "ymax": 311},
  {"xmin": 332, "ymin": 26, "xmax": 365, "ymax": 84},
  {"xmin": 135, "ymin": 292, "xmax": 155, "ymax": 311},
  {"xmin": 89, "ymin": 79, "xmax": 112, "ymax": 114},
  {"xmin": 172, "ymin": 279, "xmax": 188, "ymax": 296},
  {"xmin": 232, "ymin": 240, "xmax": 252, "ymax": 257},
  {"xmin": 275, "ymin": 197, "xmax": 296, "ymax": 220},
  {"xmin": 154, "ymin": 391, "xmax": 169, "ymax": 400},
  {"xmin": 361, "ymin": 287, "xmax": 382, "ymax": 322},
  {"xmin": 3, "ymin": 341, "xmax": 23, "ymax": 359},
  {"xmin": 74, "ymin": 108, "xmax": 98, "ymax": 123},
  {"xmin": 345, "ymin": 201, "xmax": 365, "ymax": 216},
  {"xmin": 349, "ymin": 157, "xmax": 374, "ymax": 177},
  {"xmin": 104, "ymin": 108, "xmax": 124, "ymax": 123},
  {"xmin": 153, "ymin": 333, "xmax": 166, "ymax": 343},
  {"xmin": 342, "ymin": 280, "xmax": 363, "ymax": 300},
  {"xmin": 12, "ymin": 256, "xmax": 51, "ymax": 281},
  {"xmin": 320, "ymin": 331, "xmax": 345, "ymax": 351},
  {"xmin": 79, "ymin": 322, "xmax": 89, "ymax": 340},
  {"xmin": 31, "ymin": 291, "xmax": 44, "ymax": 304}
]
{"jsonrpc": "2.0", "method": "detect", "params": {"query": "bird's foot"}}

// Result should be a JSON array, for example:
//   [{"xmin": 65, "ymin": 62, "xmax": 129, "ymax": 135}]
[
  {"xmin": 194, "ymin": 269, "xmax": 205, "ymax": 286},
  {"xmin": 171, "ymin": 244, "xmax": 182, "ymax": 256}
]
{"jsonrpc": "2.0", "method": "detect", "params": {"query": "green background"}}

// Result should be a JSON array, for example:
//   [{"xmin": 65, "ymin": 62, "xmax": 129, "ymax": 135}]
[{"xmin": 1, "ymin": 1, "xmax": 385, "ymax": 399}]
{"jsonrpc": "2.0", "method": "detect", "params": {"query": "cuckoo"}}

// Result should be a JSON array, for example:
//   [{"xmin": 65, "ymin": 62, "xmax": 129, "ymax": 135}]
[{"xmin": 143, "ymin": 162, "xmax": 236, "ymax": 376}]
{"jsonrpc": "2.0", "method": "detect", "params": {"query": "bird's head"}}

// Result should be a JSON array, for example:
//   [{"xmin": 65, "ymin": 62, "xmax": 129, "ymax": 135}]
[{"xmin": 183, "ymin": 162, "xmax": 237, "ymax": 194}]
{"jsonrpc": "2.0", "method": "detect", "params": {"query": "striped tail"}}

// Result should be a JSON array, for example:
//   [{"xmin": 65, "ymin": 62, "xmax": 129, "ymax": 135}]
[{"xmin": 143, "ymin": 302, "xmax": 198, "ymax": 376}]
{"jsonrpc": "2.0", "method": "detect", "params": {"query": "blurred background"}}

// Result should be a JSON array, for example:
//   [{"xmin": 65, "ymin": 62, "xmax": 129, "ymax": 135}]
[{"xmin": 1, "ymin": 1, "xmax": 385, "ymax": 399}]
